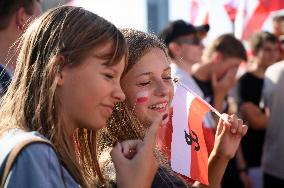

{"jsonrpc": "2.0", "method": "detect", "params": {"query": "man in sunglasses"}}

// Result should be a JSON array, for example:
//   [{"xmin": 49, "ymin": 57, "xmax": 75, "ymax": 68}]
[
  {"xmin": 159, "ymin": 20, "xmax": 207, "ymax": 75},
  {"xmin": 158, "ymin": 20, "xmax": 217, "ymax": 185}
]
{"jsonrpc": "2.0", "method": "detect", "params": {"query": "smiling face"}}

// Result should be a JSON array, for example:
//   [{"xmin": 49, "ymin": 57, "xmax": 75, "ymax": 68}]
[
  {"xmin": 56, "ymin": 43, "xmax": 126, "ymax": 132},
  {"xmin": 121, "ymin": 48, "xmax": 174, "ymax": 126}
]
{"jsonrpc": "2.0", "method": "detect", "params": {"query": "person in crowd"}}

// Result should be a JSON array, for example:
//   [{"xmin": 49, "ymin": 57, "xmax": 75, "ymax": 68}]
[
  {"xmin": 0, "ymin": 6, "xmax": 161, "ymax": 188},
  {"xmin": 260, "ymin": 60, "xmax": 284, "ymax": 188},
  {"xmin": 99, "ymin": 28, "xmax": 248, "ymax": 188},
  {"xmin": 0, "ymin": 0, "xmax": 42, "ymax": 96},
  {"xmin": 237, "ymin": 31, "xmax": 279, "ymax": 188},
  {"xmin": 272, "ymin": 15, "xmax": 284, "ymax": 61},
  {"xmin": 189, "ymin": 34, "xmax": 247, "ymax": 188},
  {"xmin": 158, "ymin": 20, "xmax": 215, "ymax": 163},
  {"xmin": 272, "ymin": 15, "xmax": 284, "ymax": 38},
  {"xmin": 192, "ymin": 34, "xmax": 247, "ymax": 119}
]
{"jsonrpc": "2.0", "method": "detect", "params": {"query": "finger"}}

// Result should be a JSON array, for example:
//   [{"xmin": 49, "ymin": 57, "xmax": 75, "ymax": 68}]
[
  {"xmin": 236, "ymin": 118, "xmax": 244, "ymax": 135},
  {"xmin": 229, "ymin": 114, "xmax": 238, "ymax": 134},
  {"xmin": 241, "ymin": 124, "xmax": 248, "ymax": 137},
  {"xmin": 216, "ymin": 113, "xmax": 228, "ymax": 136},
  {"xmin": 121, "ymin": 140, "xmax": 139, "ymax": 155},
  {"xmin": 125, "ymin": 149, "xmax": 137, "ymax": 159},
  {"xmin": 143, "ymin": 115, "xmax": 162, "ymax": 150},
  {"xmin": 110, "ymin": 142, "xmax": 125, "ymax": 167},
  {"xmin": 121, "ymin": 140, "xmax": 141, "ymax": 159}
]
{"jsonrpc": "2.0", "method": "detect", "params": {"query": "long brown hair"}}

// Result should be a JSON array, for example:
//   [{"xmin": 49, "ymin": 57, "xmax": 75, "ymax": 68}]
[{"xmin": 0, "ymin": 6, "xmax": 128, "ymax": 187}]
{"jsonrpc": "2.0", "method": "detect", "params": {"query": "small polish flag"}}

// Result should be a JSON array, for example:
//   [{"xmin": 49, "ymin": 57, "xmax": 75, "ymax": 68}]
[
  {"xmin": 136, "ymin": 91, "xmax": 149, "ymax": 104},
  {"xmin": 171, "ymin": 84, "xmax": 210, "ymax": 185}
]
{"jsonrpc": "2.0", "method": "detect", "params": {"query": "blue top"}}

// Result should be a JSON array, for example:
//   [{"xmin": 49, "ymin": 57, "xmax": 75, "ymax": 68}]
[{"xmin": 0, "ymin": 129, "xmax": 79, "ymax": 188}]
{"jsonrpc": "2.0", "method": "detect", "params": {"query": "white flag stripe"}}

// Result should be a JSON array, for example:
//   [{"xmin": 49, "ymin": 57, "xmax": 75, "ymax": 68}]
[{"xmin": 171, "ymin": 85, "xmax": 194, "ymax": 177}]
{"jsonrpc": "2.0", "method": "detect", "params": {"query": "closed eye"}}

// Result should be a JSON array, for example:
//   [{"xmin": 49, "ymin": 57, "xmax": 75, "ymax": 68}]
[
  {"xmin": 138, "ymin": 81, "xmax": 151, "ymax": 86},
  {"xmin": 163, "ymin": 77, "xmax": 172, "ymax": 80},
  {"xmin": 103, "ymin": 73, "xmax": 114, "ymax": 80}
]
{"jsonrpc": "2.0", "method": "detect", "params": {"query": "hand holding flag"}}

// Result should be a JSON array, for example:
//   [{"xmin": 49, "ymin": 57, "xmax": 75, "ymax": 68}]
[
  {"xmin": 213, "ymin": 114, "xmax": 248, "ymax": 160},
  {"xmin": 170, "ymin": 78, "xmax": 248, "ymax": 185}
]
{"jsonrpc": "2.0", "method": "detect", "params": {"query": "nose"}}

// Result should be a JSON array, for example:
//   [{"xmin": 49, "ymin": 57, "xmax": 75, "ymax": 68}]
[
  {"xmin": 113, "ymin": 84, "xmax": 126, "ymax": 102},
  {"xmin": 154, "ymin": 80, "xmax": 170, "ymax": 97}
]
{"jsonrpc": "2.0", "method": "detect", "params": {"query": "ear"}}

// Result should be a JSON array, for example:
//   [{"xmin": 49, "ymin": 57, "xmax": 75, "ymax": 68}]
[
  {"xmin": 15, "ymin": 7, "xmax": 31, "ymax": 30},
  {"xmin": 212, "ymin": 52, "xmax": 223, "ymax": 64},
  {"xmin": 168, "ymin": 42, "xmax": 181, "ymax": 58},
  {"xmin": 52, "ymin": 56, "xmax": 66, "ymax": 86}
]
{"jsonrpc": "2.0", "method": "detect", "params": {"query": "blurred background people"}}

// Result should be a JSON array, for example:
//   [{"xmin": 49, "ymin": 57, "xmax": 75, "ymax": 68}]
[
  {"xmin": 272, "ymin": 15, "xmax": 284, "ymax": 61},
  {"xmin": 191, "ymin": 34, "xmax": 247, "ymax": 188},
  {"xmin": 260, "ymin": 61, "xmax": 284, "ymax": 188},
  {"xmin": 158, "ymin": 20, "xmax": 215, "ymax": 164},
  {"xmin": 237, "ymin": 31, "xmax": 279, "ymax": 188},
  {"xmin": 0, "ymin": 0, "xmax": 42, "ymax": 95}
]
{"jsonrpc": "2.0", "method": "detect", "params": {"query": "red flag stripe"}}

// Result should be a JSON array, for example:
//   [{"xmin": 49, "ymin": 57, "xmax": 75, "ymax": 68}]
[{"xmin": 188, "ymin": 96, "xmax": 210, "ymax": 185}]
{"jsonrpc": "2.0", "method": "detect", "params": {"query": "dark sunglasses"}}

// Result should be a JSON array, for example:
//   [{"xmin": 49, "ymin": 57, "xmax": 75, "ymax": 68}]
[{"xmin": 175, "ymin": 37, "xmax": 201, "ymax": 46}]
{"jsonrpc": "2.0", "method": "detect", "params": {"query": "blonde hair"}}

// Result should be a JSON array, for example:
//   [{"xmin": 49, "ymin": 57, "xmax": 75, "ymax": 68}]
[{"xmin": 0, "ymin": 6, "xmax": 127, "ymax": 187}]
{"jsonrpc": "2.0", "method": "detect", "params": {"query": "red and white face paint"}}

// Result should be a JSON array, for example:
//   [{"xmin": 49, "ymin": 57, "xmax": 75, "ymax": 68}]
[{"xmin": 136, "ymin": 91, "xmax": 149, "ymax": 104}]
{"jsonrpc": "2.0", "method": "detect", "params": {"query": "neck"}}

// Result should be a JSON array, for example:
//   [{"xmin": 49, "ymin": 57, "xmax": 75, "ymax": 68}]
[
  {"xmin": 248, "ymin": 60, "xmax": 267, "ymax": 78},
  {"xmin": 191, "ymin": 61, "xmax": 212, "ymax": 81}
]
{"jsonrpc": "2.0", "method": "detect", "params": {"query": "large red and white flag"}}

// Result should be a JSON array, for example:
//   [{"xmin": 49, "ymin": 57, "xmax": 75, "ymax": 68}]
[
  {"xmin": 235, "ymin": 0, "xmax": 284, "ymax": 40},
  {"xmin": 171, "ymin": 84, "xmax": 210, "ymax": 185}
]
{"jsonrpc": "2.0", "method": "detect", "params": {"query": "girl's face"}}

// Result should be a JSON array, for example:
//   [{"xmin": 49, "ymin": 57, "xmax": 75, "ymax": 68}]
[
  {"xmin": 56, "ymin": 43, "xmax": 126, "ymax": 132},
  {"xmin": 121, "ymin": 48, "xmax": 174, "ymax": 126}
]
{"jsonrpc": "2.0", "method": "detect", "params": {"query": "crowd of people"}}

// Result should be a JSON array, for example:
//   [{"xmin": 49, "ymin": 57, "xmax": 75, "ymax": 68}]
[{"xmin": 0, "ymin": 1, "xmax": 283, "ymax": 188}]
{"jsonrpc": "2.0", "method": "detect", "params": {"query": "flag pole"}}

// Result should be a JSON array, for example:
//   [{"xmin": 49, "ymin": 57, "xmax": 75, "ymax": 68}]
[{"xmin": 173, "ymin": 78, "xmax": 227, "ymax": 122}]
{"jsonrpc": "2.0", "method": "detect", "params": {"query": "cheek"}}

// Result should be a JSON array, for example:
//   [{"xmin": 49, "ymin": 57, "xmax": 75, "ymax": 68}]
[{"xmin": 133, "ymin": 103, "xmax": 151, "ymax": 124}]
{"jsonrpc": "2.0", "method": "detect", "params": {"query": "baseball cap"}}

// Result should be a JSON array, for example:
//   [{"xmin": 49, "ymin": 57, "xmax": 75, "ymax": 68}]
[{"xmin": 159, "ymin": 20, "xmax": 209, "ymax": 46}]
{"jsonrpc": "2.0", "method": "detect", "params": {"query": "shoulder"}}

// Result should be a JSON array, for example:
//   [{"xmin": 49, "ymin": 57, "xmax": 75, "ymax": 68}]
[
  {"xmin": 16, "ymin": 141, "xmax": 58, "ymax": 163},
  {"xmin": 265, "ymin": 61, "xmax": 284, "ymax": 77},
  {"xmin": 5, "ymin": 143, "xmax": 66, "ymax": 187},
  {"xmin": 238, "ymin": 72, "xmax": 256, "ymax": 83},
  {"xmin": 2, "ymin": 132, "xmax": 75, "ymax": 187}
]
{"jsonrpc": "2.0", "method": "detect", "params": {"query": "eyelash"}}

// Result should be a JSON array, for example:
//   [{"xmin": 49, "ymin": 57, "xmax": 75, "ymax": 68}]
[
  {"xmin": 163, "ymin": 77, "xmax": 172, "ymax": 80},
  {"xmin": 103, "ymin": 73, "xmax": 114, "ymax": 80},
  {"xmin": 138, "ymin": 77, "xmax": 172, "ymax": 86},
  {"xmin": 138, "ymin": 81, "xmax": 151, "ymax": 86}
]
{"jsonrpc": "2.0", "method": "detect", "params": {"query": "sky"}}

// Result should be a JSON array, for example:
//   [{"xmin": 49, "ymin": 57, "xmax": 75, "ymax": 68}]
[{"xmin": 69, "ymin": 0, "xmax": 147, "ymax": 31}]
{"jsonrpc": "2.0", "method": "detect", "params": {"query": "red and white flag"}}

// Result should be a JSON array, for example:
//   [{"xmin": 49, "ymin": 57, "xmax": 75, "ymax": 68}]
[
  {"xmin": 235, "ymin": 0, "xmax": 284, "ymax": 40},
  {"xmin": 171, "ymin": 84, "xmax": 210, "ymax": 185}
]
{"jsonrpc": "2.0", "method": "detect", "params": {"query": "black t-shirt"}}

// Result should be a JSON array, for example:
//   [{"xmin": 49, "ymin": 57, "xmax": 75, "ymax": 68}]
[
  {"xmin": 192, "ymin": 76, "xmax": 213, "ymax": 105},
  {"xmin": 237, "ymin": 72, "xmax": 265, "ymax": 167},
  {"xmin": 192, "ymin": 76, "xmax": 228, "ymax": 113}
]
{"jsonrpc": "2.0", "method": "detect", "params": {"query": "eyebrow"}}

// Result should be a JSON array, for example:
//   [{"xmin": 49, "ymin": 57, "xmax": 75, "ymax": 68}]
[
  {"xmin": 136, "ymin": 66, "xmax": 171, "ymax": 78},
  {"xmin": 136, "ymin": 72, "xmax": 151, "ymax": 78}
]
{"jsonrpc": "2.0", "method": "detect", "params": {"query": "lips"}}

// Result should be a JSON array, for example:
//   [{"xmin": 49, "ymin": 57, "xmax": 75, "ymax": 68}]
[
  {"xmin": 148, "ymin": 102, "xmax": 168, "ymax": 112},
  {"xmin": 101, "ymin": 104, "xmax": 114, "ymax": 115}
]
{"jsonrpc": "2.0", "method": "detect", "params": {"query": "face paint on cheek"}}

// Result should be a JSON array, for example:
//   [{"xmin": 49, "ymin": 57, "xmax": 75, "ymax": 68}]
[{"xmin": 136, "ymin": 91, "xmax": 149, "ymax": 104}]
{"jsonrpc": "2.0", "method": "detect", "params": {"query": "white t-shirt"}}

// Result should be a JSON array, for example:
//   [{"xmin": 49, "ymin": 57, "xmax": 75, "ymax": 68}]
[{"xmin": 261, "ymin": 61, "xmax": 284, "ymax": 179}]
